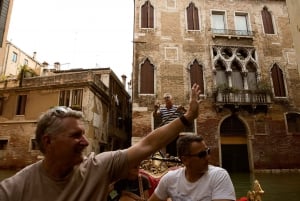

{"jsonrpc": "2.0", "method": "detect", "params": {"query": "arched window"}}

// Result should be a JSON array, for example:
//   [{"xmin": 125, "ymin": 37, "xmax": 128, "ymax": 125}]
[
  {"xmin": 140, "ymin": 58, "xmax": 154, "ymax": 94},
  {"xmin": 231, "ymin": 60, "xmax": 243, "ymax": 90},
  {"xmin": 246, "ymin": 62, "xmax": 257, "ymax": 90},
  {"xmin": 261, "ymin": 7, "xmax": 275, "ymax": 34},
  {"xmin": 215, "ymin": 59, "xmax": 227, "ymax": 86},
  {"xmin": 271, "ymin": 64, "xmax": 286, "ymax": 97},
  {"xmin": 190, "ymin": 60, "xmax": 204, "ymax": 94},
  {"xmin": 186, "ymin": 2, "xmax": 199, "ymax": 30},
  {"xmin": 141, "ymin": 1, "xmax": 154, "ymax": 28}
]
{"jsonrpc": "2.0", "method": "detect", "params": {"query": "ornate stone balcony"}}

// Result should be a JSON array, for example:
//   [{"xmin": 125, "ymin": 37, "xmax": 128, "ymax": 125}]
[{"xmin": 214, "ymin": 90, "xmax": 272, "ymax": 112}]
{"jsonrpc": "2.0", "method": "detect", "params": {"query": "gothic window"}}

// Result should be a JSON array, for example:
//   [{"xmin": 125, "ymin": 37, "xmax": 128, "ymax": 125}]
[
  {"xmin": 286, "ymin": 113, "xmax": 300, "ymax": 134},
  {"xmin": 190, "ymin": 60, "xmax": 204, "ymax": 94},
  {"xmin": 246, "ymin": 62, "xmax": 257, "ymax": 90},
  {"xmin": 231, "ymin": 60, "xmax": 243, "ymax": 90},
  {"xmin": 215, "ymin": 59, "xmax": 227, "ymax": 86},
  {"xmin": 186, "ymin": 2, "xmax": 199, "ymax": 30},
  {"xmin": 261, "ymin": 7, "xmax": 275, "ymax": 34},
  {"xmin": 141, "ymin": 1, "xmax": 154, "ymax": 28},
  {"xmin": 271, "ymin": 64, "xmax": 286, "ymax": 97},
  {"xmin": 140, "ymin": 58, "xmax": 154, "ymax": 94}
]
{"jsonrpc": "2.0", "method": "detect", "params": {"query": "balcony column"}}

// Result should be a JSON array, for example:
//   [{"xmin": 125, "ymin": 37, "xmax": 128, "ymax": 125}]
[
  {"xmin": 242, "ymin": 71, "xmax": 249, "ymax": 90},
  {"xmin": 226, "ymin": 70, "xmax": 232, "ymax": 87}
]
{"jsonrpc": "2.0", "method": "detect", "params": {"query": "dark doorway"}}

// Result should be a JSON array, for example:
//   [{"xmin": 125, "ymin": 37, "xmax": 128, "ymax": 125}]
[{"xmin": 222, "ymin": 144, "xmax": 249, "ymax": 172}]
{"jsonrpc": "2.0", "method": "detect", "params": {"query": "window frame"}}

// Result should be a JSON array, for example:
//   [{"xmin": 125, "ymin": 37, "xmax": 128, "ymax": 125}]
[
  {"xmin": 261, "ymin": 6, "xmax": 276, "ymax": 35},
  {"xmin": 186, "ymin": 2, "xmax": 200, "ymax": 31},
  {"xmin": 59, "ymin": 89, "xmax": 83, "ymax": 110},
  {"xmin": 270, "ymin": 64, "xmax": 287, "ymax": 98},
  {"xmin": 141, "ymin": 0, "xmax": 154, "ymax": 29},
  {"xmin": 234, "ymin": 12, "xmax": 251, "ymax": 36},
  {"xmin": 285, "ymin": 112, "xmax": 300, "ymax": 135},
  {"xmin": 12, "ymin": 52, "xmax": 18, "ymax": 63},
  {"xmin": 16, "ymin": 94, "xmax": 27, "ymax": 115},
  {"xmin": 139, "ymin": 58, "xmax": 155, "ymax": 95},
  {"xmin": 211, "ymin": 10, "xmax": 227, "ymax": 34}
]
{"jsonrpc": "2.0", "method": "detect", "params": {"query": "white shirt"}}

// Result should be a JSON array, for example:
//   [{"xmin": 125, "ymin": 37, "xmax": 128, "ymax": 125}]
[{"xmin": 154, "ymin": 165, "xmax": 236, "ymax": 201}]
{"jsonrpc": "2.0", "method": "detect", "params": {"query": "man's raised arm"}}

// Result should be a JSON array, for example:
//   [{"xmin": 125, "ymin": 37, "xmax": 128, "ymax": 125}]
[{"xmin": 126, "ymin": 84, "xmax": 201, "ymax": 167}]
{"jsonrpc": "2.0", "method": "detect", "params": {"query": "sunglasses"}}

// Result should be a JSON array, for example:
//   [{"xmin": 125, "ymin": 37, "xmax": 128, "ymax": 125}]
[
  {"xmin": 50, "ymin": 106, "xmax": 70, "ymax": 117},
  {"xmin": 186, "ymin": 147, "xmax": 210, "ymax": 158}
]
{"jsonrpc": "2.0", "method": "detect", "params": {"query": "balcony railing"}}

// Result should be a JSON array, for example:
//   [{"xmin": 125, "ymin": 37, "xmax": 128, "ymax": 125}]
[
  {"xmin": 215, "ymin": 91, "xmax": 272, "ymax": 105},
  {"xmin": 212, "ymin": 29, "xmax": 254, "ymax": 38}
]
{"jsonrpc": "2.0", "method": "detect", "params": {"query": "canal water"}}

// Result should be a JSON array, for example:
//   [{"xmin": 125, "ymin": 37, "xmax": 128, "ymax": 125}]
[
  {"xmin": 230, "ymin": 172, "xmax": 300, "ymax": 201},
  {"xmin": 1, "ymin": 170, "xmax": 300, "ymax": 201}
]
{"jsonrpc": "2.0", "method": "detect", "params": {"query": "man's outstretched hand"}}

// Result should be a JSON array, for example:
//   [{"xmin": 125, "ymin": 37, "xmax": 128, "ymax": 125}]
[{"xmin": 185, "ymin": 84, "xmax": 201, "ymax": 121}]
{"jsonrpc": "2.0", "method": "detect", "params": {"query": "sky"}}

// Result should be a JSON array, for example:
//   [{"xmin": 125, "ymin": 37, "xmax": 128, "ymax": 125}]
[{"xmin": 8, "ymin": 0, "xmax": 134, "ymax": 80}]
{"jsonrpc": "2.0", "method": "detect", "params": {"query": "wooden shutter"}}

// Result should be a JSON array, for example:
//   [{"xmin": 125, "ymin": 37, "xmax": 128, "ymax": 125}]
[
  {"xmin": 187, "ymin": 3, "xmax": 199, "ymax": 30},
  {"xmin": 141, "ymin": 1, "xmax": 154, "ymax": 28},
  {"xmin": 261, "ymin": 7, "xmax": 274, "ymax": 34},
  {"xmin": 140, "ymin": 59, "xmax": 154, "ymax": 94},
  {"xmin": 271, "ymin": 64, "xmax": 286, "ymax": 97},
  {"xmin": 190, "ymin": 60, "xmax": 204, "ymax": 94}
]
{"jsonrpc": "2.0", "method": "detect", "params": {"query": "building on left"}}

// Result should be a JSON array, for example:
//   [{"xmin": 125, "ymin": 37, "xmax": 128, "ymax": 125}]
[
  {"xmin": 0, "ymin": 68, "xmax": 132, "ymax": 169},
  {"xmin": 0, "ymin": 0, "xmax": 14, "ymax": 76}
]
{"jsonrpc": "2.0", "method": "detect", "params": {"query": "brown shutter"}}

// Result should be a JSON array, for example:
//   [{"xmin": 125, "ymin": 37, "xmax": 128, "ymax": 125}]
[
  {"xmin": 261, "ymin": 7, "xmax": 274, "ymax": 34},
  {"xmin": 149, "ymin": 3, "xmax": 154, "ymax": 28},
  {"xmin": 187, "ymin": 3, "xmax": 199, "ymax": 30},
  {"xmin": 193, "ymin": 6, "xmax": 199, "ymax": 30},
  {"xmin": 141, "ymin": 3, "xmax": 148, "ymax": 28},
  {"xmin": 187, "ymin": 4, "xmax": 193, "ymax": 30},
  {"xmin": 190, "ymin": 60, "xmax": 204, "ymax": 94},
  {"xmin": 271, "ymin": 64, "xmax": 286, "ymax": 97},
  {"xmin": 141, "ymin": 1, "xmax": 154, "ymax": 28},
  {"xmin": 140, "ymin": 59, "xmax": 154, "ymax": 94}
]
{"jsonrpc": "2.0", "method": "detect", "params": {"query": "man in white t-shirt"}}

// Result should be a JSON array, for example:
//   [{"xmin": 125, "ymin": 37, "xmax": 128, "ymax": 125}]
[
  {"xmin": 0, "ymin": 84, "xmax": 201, "ymax": 201},
  {"xmin": 149, "ymin": 135, "xmax": 236, "ymax": 201}
]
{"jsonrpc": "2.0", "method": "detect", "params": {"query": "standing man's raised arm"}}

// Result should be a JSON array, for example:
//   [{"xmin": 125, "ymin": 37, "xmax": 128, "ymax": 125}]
[{"xmin": 126, "ymin": 84, "xmax": 201, "ymax": 167}]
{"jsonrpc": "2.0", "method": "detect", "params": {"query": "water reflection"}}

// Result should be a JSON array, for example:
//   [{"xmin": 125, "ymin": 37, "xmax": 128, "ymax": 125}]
[{"xmin": 230, "ymin": 172, "xmax": 300, "ymax": 201}]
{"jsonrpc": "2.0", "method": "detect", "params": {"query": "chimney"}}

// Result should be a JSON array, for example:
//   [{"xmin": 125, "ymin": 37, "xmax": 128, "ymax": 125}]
[
  {"xmin": 42, "ymin": 61, "xmax": 49, "ymax": 67},
  {"xmin": 121, "ymin": 74, "xmax": 127, "ymax": 87},
  {"xmin": 54, "ymin": 62, "xmax": 61, "ymax": 70},
  {"xmin": 32, "ymin": 52, "xmax": 37, "ymax": 60}
]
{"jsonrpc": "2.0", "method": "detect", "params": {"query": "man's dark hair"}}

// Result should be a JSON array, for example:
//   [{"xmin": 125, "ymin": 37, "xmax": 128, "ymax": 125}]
[{"xmin": 177, "ymin": 135, "xmax": 204, "ymax": 157}]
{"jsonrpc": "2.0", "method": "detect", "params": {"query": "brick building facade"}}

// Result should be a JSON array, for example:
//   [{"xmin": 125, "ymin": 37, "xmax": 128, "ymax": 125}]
[
  {"xmin": 132, "ymin": 0, "xmax": 300, "ymax": 172},
  {"xmin": 0, "ymin": 68, "xmax": 131, "ymax": 169}
]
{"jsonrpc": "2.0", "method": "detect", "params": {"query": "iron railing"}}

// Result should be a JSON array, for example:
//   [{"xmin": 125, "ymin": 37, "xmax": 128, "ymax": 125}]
[
  {"xmin": 212, "ymin": 29, "xmax": 254, "ymax": 37},
  {"xmin": 215, "ymin": 91, "xmax": 272, "ymax": 105}
]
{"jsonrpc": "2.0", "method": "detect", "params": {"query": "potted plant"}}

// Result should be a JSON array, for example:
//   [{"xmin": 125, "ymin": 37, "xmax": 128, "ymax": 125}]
[{"xmin": 17, "ymin": 65, "xmax": 38, "ymax": 79}]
